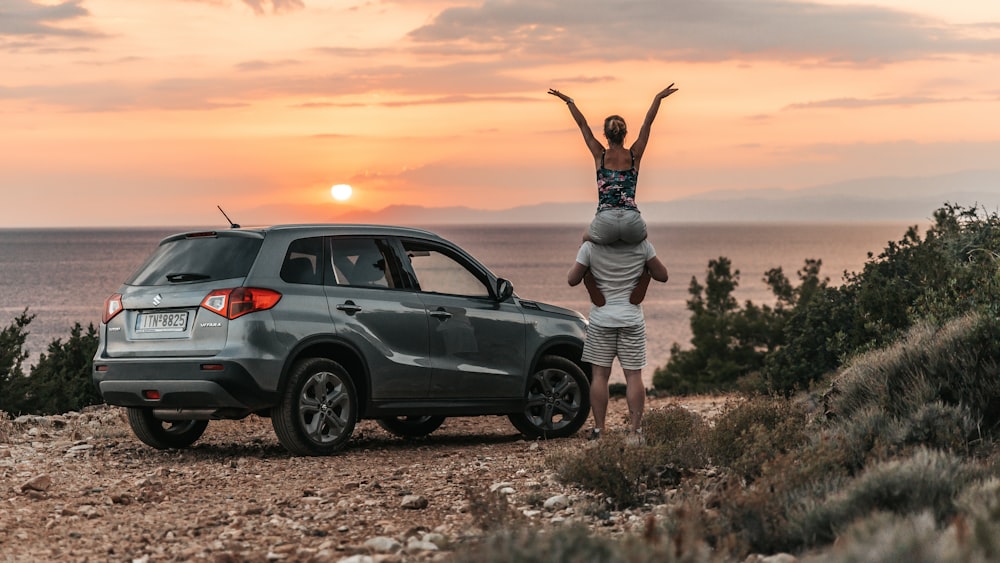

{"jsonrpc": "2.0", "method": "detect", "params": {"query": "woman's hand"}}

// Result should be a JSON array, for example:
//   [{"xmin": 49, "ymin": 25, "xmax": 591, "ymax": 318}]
[
  {"xmin": 548, "ymin": 89, "xmax": 573, "ymax": 103},
  {"xmin": 656, "ymin": 83, "xmax": 678, "ymax": 100}
]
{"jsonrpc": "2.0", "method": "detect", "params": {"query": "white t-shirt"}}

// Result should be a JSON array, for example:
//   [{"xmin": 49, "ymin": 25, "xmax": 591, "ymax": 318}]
[{"xmin": 575, "ymin": 240, "xmax": 656, "ymax": 327}]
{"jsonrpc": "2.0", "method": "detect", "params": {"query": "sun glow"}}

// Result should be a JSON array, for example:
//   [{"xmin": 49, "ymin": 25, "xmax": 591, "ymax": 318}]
[{"xmin": 330, "ymin": 184, "xmax": 353, "ymax": 201}]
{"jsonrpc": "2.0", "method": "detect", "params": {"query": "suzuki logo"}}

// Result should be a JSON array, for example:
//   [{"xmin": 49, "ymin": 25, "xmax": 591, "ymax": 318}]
[{"xmin": 152, "ymin": 294, "xmax": 162, "ymax": 307}]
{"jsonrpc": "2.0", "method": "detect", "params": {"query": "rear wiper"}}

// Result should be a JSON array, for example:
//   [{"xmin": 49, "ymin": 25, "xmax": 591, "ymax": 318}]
[{"xmin": 166, "ymin": 273, "xmax": 211, "ymax": 282}]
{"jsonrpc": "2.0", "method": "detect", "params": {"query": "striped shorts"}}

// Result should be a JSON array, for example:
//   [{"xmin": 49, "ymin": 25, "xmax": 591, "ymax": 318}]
[{"xmin": 581, "ymin": 322, "xmax": 647, "ymax": 370}]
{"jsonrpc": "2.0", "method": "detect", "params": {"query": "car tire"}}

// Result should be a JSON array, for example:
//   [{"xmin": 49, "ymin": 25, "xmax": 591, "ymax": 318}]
[
  {"xmin": 126, "ymin": 407, "xmax": 208, "ymax": 449},
  {"xmin": 377, "ymin": 415, "xmax": 446, "ymax": 438},
  {"xmin": 508, "ymin": 355, "xmax": 590, "ymax": 439},
  {"xmin": 272, "ymin": 357, "xmax": 358, "ymax": 456}
]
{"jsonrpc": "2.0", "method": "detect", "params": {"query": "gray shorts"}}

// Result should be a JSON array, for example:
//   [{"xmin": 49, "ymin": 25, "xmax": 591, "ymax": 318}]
[
  {"xmin": 589, "ymin": 209, "xmax": 647, "ymax": 245},
  {"xmin": 581, "ymin": 322, "xmax": 647, "ymax": 370}
]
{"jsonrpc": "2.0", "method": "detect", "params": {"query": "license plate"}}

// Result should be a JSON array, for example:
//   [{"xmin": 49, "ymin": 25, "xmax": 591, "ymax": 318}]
[{"xmin": 137, "ymin": 311, "xmax": 188, "ymax": 332}]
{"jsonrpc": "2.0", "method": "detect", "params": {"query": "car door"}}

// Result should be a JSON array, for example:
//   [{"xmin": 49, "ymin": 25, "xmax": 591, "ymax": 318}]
[
  {"xmin": 395, "ymin": 237, "xmax": 527, "ymax": 399},
  {"xmin": 324, "ymin": 236, "xmax": 431, "ymax": 399}
]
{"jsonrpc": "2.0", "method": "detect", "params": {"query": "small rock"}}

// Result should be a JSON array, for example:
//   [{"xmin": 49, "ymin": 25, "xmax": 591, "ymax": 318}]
[
  {"xmin": 421, "ymin": 532, "xmax": 448, "ymax": 549},
  {"xmin": 400, "ymin": 495, "xmax": 428, "ymax": 509},
  {"xmin": 336, "ymin": 555, "xmax": 374, "ymax": 563},
  {"xmin": 489, "ymin": 482, "xmax": 514, "ymax": 493},
  {"xmin": 363, "ymin": 536, "xmax": 401, "ymax": 553},
  {"xmin": 21, "ymin": 474, "xmax": 53, "ymax": 492},
  {"xmin": 543, "ymin": 494, "xmax": 569, "ymax": 511},
  {"xmin": 405, "ymin": 538, "xmax": 439, "ymax": 552}
]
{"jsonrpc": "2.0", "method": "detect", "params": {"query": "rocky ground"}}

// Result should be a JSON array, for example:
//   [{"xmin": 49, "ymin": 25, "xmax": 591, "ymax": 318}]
[{"xmin": 1, "ymin": 395, "xmax": 725, "ymax": 562}]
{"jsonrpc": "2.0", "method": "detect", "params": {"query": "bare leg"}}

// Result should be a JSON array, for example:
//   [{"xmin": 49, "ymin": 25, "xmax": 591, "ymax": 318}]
[
  {"xmin": 589, "ymin": 364, "xmax": 612, "ymax": 432},
  {"xmin": 623, "ymin": 368, "xmax": 645, "ymax": 432}
]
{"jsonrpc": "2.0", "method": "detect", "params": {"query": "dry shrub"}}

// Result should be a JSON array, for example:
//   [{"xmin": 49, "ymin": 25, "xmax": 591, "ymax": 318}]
[
  {"xmin": 465, "ymin": 486, "xmax": 524, "ymax": 532},
  {"xmin": 642, "ymin": 405, "xmax": 709, "ymax": 469},
  {"xmin": 791, "ymin": 448, "xmax": 980, "ymax": 548},
  {"xmin": 549, "ymin": 434, "xmax": 664, "ymax": 507},
  {"xmin": 0, "ymin": 410, "xmax": 12, "ymax": 443},
  {"xmin": 827, "ymin": 313, "xmax": 1000, "ymax": 435},
  {"xmin": 705, "ymin": 395, "xmax": 808, "ymax": 482},
  {"xmin": 449, "ymin": 520, "xmax": 713, "ymax": 563}
]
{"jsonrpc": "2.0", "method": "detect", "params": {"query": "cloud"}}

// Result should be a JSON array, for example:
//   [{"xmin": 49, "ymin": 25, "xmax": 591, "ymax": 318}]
[
  {"xmin": 235, "ymin": 58, "xmax": 303, "ymax": 71},
  {"xmin": 241, "ymin": 0, "xmax": 305, "ymax": 15},
  {"xmin": 407, "ymin": 0, "xmax": 1000, "ymax": 64},
  {"xmin": 0, "ymin": 0, "xmax": 98, "ymax": 38},
  {"xmin": 783, "ymin": 96, "xmax": 968, "ymax": 110},
  {"xmin": 179, "ymin": 0, "xmax": 304, "ymax": 15}
]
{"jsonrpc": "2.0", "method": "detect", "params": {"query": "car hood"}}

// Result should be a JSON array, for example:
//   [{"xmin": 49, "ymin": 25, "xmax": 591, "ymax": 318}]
[{"xmin": 515, "ymin": 298, "xmax": 586, "ymax": 322}]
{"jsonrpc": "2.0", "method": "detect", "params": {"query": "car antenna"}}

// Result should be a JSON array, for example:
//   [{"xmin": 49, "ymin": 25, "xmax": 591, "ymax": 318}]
[{"xmin": 217, "ymin": 205, "xmax": 240, "ymax": 228}]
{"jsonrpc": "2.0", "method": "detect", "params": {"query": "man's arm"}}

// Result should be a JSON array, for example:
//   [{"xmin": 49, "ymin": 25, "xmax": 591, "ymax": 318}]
[
  {"xmin": 567, "ymin": 262, "xmax": 606, "ymax": 306},
  {"xmin": 567, "ymin": 261, "xmax": 587, "ymax": 286},
  {"xmin": 629, "ymin": 255, "xmax": 669, "ymax": 305}
]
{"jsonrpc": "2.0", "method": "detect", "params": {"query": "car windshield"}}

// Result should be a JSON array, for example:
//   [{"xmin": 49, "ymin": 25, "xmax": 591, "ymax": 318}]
[{"xmin": 127, "ymin": 233, "xmax": 263, "ymax": 286}]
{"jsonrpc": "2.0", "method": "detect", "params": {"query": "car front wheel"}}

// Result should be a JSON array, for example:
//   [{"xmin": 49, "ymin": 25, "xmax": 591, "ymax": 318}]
[
  {"xmin": 272, "ymin": 357, "xmax": 358, "ymax": 456},
  {"xmin": 509, "ymin": 355, "xmax": 590, "ymax": 439},
  {"xmin": 377, "ymin": 415, "xmax": 446, "ymax": 438},
  {"xmin": 126, "ymin": 407, "xmax": 208, "ymax": 449}
]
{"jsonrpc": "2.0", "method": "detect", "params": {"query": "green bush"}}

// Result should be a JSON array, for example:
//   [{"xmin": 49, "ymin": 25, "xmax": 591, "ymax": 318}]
[
  {"xmin": 653, "ymin": 257, "xmax": 827, "ymax": 394},
  {"xmin": 21, "ymin": 322, "xmax": 101, "ymax": 415},
  {"xmin": 0, "ymin": 309, "xmax": 33, "ymax": 406},
  {"xmin": 0, "ymin": 312, "xmax": 101, "ymax": 416},
  {"xmin": 764, "ymin": 204, "xmax": 1000, "ymax": 393}
]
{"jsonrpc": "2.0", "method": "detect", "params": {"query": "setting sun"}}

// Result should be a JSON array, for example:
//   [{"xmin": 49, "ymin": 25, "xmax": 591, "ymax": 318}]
[{"xmin": 330, "ymin": 184, "xmax": 353, "ymax": 202}]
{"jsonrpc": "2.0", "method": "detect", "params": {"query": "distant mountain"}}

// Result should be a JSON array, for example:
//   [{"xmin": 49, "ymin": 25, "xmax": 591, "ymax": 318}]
[{"xmin": 246, "ymin": 169, "xmax": 1000, "ymax": 225}]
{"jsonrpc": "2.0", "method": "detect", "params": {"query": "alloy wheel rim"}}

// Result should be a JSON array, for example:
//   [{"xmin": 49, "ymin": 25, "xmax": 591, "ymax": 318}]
[{"xmin": 298, "ymin": 370, "xmax": 351, "ymax": 444}]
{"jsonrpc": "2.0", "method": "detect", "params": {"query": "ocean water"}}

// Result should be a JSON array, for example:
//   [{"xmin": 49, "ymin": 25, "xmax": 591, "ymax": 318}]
[{"xmin": 0, "ymin": 223, "xmax": 913, "ymax": 384}]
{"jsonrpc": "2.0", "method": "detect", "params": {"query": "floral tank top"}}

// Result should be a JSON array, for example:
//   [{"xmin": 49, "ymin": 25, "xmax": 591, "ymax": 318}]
[{"xmin": 596, "ymin": 149, "xmax": 638, "ymax": 211}]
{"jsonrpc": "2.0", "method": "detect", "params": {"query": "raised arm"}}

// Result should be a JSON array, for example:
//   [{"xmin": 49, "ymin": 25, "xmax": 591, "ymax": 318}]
[
  {"xmin": 548, "ymin": 89, "xmax": 605, "ymax": 162},
  {"xmin": 629, "ymin": 84, "xmax": 678, "ymax": 163}
]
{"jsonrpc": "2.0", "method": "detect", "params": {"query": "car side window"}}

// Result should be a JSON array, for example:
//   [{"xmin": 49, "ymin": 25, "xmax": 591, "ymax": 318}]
[
  {"xmin": 328, "ymin": 237, "xmax": 398, "ymax": 288},
  {"xmin": 400, "ymin": 240, "xmax": 490, "ymax": 298},
  {"xmin": 280, "ymin": 237, "xmax": 323, "ymax": 285}
]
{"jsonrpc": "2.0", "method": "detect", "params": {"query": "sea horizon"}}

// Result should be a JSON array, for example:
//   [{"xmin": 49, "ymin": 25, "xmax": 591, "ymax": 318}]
[{"xmin": 1, "ymin": 222, "xmax": 917, "ymax": 384}]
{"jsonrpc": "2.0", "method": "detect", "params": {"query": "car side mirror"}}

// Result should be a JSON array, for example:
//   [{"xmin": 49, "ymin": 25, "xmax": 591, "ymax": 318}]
[{"xmin": 496, "ymin": 278, "xmax": 514, "ymax": 302}]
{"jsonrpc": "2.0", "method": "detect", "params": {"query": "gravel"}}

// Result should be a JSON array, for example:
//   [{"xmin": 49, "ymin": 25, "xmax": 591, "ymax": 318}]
[{"xmin": 0, "ymin": 395, "xmax": 724, "ymax": 562}]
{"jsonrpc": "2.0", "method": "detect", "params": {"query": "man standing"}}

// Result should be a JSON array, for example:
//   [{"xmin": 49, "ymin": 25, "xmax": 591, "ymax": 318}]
[{"xmin": 567, "ymin": 239, "xmax": 668, "ymax": 440}]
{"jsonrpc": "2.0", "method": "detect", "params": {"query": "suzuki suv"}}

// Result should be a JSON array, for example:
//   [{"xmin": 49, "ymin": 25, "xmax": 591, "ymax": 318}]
[{"xmin": 92, "ymin": 225, "xmax": 590, "ymax": 455}]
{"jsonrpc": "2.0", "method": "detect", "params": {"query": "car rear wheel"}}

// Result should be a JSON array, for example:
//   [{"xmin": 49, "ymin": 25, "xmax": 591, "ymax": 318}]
[
  {"xmin": 377, "ymin": 415, "xmax": 446, "ymax": 438},
  {"xmin": 272, "ymin": 357, "xmax": 358, "ymax": 456},
  {"xmin": 126, "ymin": 407, "xmax": 208, "ymax": 449},
  {"xmin": 509, "ymin": 355, "xmax": 590, "ymax": 439}
]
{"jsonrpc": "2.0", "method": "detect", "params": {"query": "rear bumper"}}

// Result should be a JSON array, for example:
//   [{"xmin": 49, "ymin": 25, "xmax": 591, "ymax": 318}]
[{"xmin": 92, "ymin": 359, "xmax": 276, "ymax": 411}]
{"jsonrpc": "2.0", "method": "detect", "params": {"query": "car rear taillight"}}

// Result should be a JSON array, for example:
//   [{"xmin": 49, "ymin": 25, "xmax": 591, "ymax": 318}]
[
  {"xmin": 200, "ymin": 288, "xmax": 282, "ymax": 320},
  {"xmin": 103, "ymin": 293, "xmax": 124, "ymax": 323}
]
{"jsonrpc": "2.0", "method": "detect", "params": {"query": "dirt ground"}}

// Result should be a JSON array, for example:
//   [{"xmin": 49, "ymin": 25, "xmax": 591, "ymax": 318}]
[{"xmin": 0, "ymin": 395, "xmax": 726, "ymax": 562}]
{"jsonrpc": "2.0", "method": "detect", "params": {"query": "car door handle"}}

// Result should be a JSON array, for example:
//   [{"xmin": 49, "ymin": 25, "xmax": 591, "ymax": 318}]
[
  {"xmin": 336, "ymin": 301, "xmax": 362, "ymax": 316},
  {"xmin": 429, "ymin": 308, "xmax": 452, "ymax": 320}
]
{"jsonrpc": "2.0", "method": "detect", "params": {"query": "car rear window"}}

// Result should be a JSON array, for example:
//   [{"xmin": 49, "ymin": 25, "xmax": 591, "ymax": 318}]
[{"xmin": 127, "ymin": 233, "xmax": 264, "ymax": 286}]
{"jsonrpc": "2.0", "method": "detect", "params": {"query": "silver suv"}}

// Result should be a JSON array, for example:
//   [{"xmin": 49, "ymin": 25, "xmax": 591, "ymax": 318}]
[{"xmin": 92, "ymin": 225, "xmax": 590, "ymax": 455}]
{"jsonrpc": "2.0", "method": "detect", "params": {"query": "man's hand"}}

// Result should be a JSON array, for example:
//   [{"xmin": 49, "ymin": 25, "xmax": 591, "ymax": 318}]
[
  {"xmin": 629, "ymin": 271, "xmax": 652, "ymax": 305},
  {"xmin": 584, "ymin": 271, "xmax": 606, "ymax": 306}
]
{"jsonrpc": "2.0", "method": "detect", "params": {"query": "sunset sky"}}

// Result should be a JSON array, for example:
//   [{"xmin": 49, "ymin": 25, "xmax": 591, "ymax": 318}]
[{"xmin": 3, "ymin": 0, "xmax": 999, "ymax": 227}]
